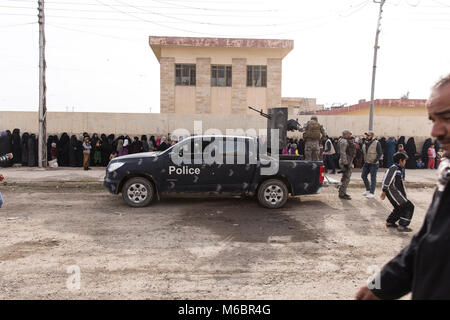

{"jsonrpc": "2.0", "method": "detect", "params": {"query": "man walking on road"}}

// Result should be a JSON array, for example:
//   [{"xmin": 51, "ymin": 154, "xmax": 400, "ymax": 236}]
[
  {"xmin": 355, "ymin": 74, "xmax": 450, "ymax": 300},
  {"xmin": 338, "ymin": 130, "xmax": 356, "ymax": 200},
  {"xmin": 300, "ymin": 116, "xmax": 326, "ymax": 161},
  {"xmin": 361, "ymin": 131, "xmax": 382, "ymax": 198}
]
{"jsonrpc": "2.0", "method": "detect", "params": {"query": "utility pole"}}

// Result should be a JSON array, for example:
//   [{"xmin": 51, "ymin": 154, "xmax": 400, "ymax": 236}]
[
  {"xmin": 38, "ymin": 0, "xmax": 47, "ymax": 168},
  {"xmin": 369, "ymin": 0, "xmax": 386, "ymax": 132}
]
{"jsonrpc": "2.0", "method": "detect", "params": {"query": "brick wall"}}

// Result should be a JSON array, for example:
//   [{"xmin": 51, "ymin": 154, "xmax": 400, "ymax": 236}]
[
  {"xmin": 266, "ymin": 58, "xmax": 282, "ymax": 109},
  {"xmin": 231, "ymin": 58, "xmax": 247, "ymax": 113},
  {"xmin": 160, "ymin": 57, "xmax": 175, "ymax": 113},
  {"xmin": 195, "ymin": 58, "xmax": 211, "ymax": 114}
]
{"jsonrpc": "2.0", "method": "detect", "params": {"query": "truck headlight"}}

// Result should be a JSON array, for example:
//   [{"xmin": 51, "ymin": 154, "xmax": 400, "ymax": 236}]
[{"xmin": 107, "ymin": 162, "xmax": 125, "ymax": 173}]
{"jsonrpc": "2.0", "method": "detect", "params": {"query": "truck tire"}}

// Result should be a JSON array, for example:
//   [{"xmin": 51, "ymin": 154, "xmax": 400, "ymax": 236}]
[
  {"xmin": 257, "ymin": 179, "xmax": 288, "ymax": 209},
  {"xmin": 122, "ymin": 177, "xmax": 155, "ymax": 208}
]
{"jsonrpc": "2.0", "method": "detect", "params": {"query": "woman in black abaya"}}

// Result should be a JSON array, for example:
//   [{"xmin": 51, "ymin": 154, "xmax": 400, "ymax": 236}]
[
  {"xmin": 378, "ymin": 137, "xmax": 386, "ymax": 167},
  {"xmin": 27, "ymin": 134, "xmax": 37, "ymax": 167},
  {"xmin": 69, "ymin": 135, "xmax": 78, "ymax": 167},
  {"xmin": 11, "ymin": 129, "xmax": 21, "ymax": 165},
  {"xmin": 0, "ymin": 131, "xmax": 12, "ymax": 167},
  {"xmin": 21, "ymin": 132, "xmax": 29, "ymax": 166},
  {"xmin": 76, "ymin": 136, "xmax": 84, "ymax": 167},
  {"xmin": 421, "ymin": 138, "xmax": 432, "ymax": 168},
  {"xmin": 405, "ymin": 137, "xmax": 417, "ymax": 169},
  {"xmin": 58, "ymin": 133, "xmax": 70, "ymax": 167},
  {"xmin": 397, "ymin": 136, "xmax": 405, "ymax": 151}
]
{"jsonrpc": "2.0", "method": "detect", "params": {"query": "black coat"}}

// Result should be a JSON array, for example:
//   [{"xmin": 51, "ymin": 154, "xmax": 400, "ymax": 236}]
[
  {"xmin": 27, "ymin": 134, "xmax": 37, "ymax": 167},
  {"xmin": 371, "ymin": 178, "xmax": 450, "ymax": 299},
  {"xmin": 76, "ymin": 139, "xmax": 83, "ymax": 167},
  {"xmin": 405, "ymin": 137, "xmax": 417, "ymax": 169},
  {"xmin": 379, "ymin": 137, "xmax": 387, "ymax": 167},
  {"xmin": 69, "ymin": 135, "xmax": 78, "ymax": 167},
  {"xmin": 21, "ymin": 133, "xmax": 29, "ymax": 166},
  {"xmin": 0, "ymin": 134, "xmax": 12, "ymax": 166},
  {"xmin": 58, "ymin": 133, "xmax": 70, "ymax": 166},
  {"xmin": 421, "ymin": 138, "xmax": 432, "ymax": 167},
  {"xmin": 397, "ymin": 136, "xmax": 406, "ymax": 151},
  {"xmin": 11, "ymin": 129, "xmax": 21, "ymax": 164}
]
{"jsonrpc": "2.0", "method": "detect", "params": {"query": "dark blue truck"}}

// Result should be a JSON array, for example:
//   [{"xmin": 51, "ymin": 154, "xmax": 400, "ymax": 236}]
[{"xmin": 104, "ymin": 135, "xmax": 324, "ymax": 209}]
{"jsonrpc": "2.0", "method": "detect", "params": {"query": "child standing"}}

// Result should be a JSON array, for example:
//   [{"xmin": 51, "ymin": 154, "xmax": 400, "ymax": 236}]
[
  {"xmin": 381, "ymin": 152, "xmax": 414, "ymax": 232},
  {"xmin": 93, "ymin": 140, "xmax": 102, "ymax": 166},
  {"xmin": 427, "ymin": 144, "xmax": 436, "ymax": 169},
  {"xmin": 82, "ymin": 136, "xmax": 92, "ymax": 170}
]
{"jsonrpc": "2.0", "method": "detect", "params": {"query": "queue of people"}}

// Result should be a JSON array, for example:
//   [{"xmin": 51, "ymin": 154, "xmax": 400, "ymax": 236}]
[{"xmin": 0, "ymin": 131, "xmax": 178, "ymax": 169}]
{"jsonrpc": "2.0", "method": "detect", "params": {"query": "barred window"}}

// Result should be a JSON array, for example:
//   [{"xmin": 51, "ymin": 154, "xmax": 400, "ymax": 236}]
[
  {"xmin": 211, "ymin": 65, "xmax": 232, "ymax": 87},
  {"xmin": 247, "ymin": 65, "xmax": 267, "ymax": 87},
  {"xmin": 175, "ymin": 64, "xmax": 196, "ymax": 86}
]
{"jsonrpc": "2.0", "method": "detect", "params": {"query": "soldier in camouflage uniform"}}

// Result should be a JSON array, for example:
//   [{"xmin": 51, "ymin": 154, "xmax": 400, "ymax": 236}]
[
  {"xmin": 338, "ymin": 130, "xmax": 356, "ymax": 200},
  {"xmin": 300, "ymin": 116, "xmax": 326, "ymax": 161}
]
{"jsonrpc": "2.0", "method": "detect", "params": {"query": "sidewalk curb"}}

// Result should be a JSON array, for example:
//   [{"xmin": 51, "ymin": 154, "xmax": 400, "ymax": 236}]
[{"xmin": 2, "ymin": 181, "xmax": 437, "ymax": 190}]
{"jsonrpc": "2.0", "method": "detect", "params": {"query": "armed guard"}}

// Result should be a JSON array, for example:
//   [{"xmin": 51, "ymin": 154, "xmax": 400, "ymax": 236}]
[
  {"xmin": 338, "ymin": 130, "xmax": 356, "ymax": 200},
  {"xmin": 300, "ymin": 116, "xmax": 327, "ymax": 161}
]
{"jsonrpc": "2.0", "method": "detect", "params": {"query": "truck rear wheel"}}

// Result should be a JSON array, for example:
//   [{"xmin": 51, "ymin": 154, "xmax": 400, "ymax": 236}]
[
  {"xmin": 122, "ymin": 177, "xmax": 155, "ymax": 207},
  {"xmin": 257, "ymin": 179, "xmax": 288, "ymax": 209}
]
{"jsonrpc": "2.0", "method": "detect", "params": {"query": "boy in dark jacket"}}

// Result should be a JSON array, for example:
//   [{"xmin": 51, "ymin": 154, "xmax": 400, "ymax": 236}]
[
  {"xmin": 380, "ymin": 152, "xmax": 414, "ymax": 232},
  {"xmin": 356, "ymin": 73, "xmax": 450, "ymax": 300}
]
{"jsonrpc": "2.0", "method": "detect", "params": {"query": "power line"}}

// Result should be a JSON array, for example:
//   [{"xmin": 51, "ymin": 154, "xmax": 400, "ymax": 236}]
[
  {"xmin": 0, "ymin": 4, "xmax": 284, "ymax": 17},
  {"xmin": 339, "ymin": 0, "xmax": 370, "ymax": 17},
  {"xmin": 431, "ymin": 0, "xmax": 450, "ymax": 6},
  {"xmin": 0, "ymin": 21, "xmax": 36, "ymax": 29},
  {"xmin": 0, "ymin": 0, "xmax": 404, "ymax": 38},
  {"xmin": 1, "ymin": 0, "xmax": 275, "ymax": 12},
  {"xmin": 0, "ymin": 4, "xmax": 339, "ymax": 27},
  {"xmin": 150, "ymin": 0, "xmax": 277, "ymax": 13},
  {"xmin": 46, "ymin": 22, "xmax": 141, "ymax": 42}
]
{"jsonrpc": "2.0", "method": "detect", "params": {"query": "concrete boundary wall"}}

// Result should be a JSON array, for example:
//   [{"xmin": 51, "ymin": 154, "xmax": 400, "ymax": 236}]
[{"xmin": 1, "ymin": 111, "xmax": 432, "ymax": 141}]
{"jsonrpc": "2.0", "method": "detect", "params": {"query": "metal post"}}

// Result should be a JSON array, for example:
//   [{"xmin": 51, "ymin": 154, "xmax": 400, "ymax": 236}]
[
  {"xmin": 369, "ymin": 0, "xmax": 386, "ymax": 131},
  {"xmin": 38, "ymin": 0, "xmax": 47, "ymax": 168}
]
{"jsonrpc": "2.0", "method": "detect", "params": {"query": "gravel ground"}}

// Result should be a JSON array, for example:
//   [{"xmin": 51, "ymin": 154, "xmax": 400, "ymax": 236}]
[{"xmin": 0, "ymin": 185, "xmax": 435, "ymax": 299}]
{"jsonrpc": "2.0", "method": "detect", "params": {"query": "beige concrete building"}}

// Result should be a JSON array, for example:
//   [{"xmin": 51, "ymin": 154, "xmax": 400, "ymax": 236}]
[
  {"xmin": 149, "ymin": 36, "xmax": 293, "ymax": 115},
  {"xmin": 281, "ymin": 97, "xmax": 325, "ymax": 115}
]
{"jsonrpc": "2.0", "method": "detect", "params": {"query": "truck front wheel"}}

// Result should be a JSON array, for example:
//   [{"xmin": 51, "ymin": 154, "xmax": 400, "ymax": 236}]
[
  {"xmin": 257, "ymin": 179, "xmax": 288, "ymax": 209},
  {"xmin": 122, "ymin": 177, "xmax": 155, "ymax": 207}
]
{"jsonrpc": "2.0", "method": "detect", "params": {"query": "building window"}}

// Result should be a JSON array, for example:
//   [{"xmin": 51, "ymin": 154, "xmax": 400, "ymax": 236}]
[
  {"xmin": 247, "ymin": 65, "xmax": 267, "ymax": 87},
  {"xmin": 175, "ymin": 64, "xmax": 196, "ymax": 86},
  {"xmin": 211, "ymin": 65, "xmax": 232, "ymax": 87}
]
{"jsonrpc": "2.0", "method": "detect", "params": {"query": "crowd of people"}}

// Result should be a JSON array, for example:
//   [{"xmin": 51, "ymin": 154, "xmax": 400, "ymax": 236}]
[
  {"xmin": 282, "ymin": 134, "xmax": 444, "ymax": 172},
  {"xmin": 0, "ymin": 130, "xmax": 177, "ymax": 169},
  {"xmin": 0, "ymin": 129, "xmax": 444, "ymax": 172}
]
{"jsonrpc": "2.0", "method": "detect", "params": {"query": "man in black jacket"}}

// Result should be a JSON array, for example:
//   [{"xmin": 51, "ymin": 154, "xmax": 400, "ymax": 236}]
[{"xmin": 355, "ymin": 74, "xmax": 450, "ymax": 300}]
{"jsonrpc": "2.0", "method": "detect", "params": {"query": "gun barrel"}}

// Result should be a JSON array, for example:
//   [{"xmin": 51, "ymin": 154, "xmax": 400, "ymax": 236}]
[{"xmin": 248, "ymin": 106, "xmax": 271, "ymax": 119}]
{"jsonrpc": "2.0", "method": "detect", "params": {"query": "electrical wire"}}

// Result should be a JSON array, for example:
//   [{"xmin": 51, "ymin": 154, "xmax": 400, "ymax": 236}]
[
  {"xmin": 1, "ymin": 0, "xmax": 276, "ymax": 13},
  {"xmin": 0, "ymin": 21, "xmax": 36, "ymax": 29}
]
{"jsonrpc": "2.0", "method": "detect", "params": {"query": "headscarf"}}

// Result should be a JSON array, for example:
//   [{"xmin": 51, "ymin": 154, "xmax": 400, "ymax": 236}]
[{"xmin": 117, "ymin": 139, "xmax": 124, "ymax": 151}]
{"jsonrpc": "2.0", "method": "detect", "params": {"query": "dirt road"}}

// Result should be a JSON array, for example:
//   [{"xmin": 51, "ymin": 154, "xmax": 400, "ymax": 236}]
[{"xmin": 0, "ymin": 185, "xmax": 435, "ymax": 299}]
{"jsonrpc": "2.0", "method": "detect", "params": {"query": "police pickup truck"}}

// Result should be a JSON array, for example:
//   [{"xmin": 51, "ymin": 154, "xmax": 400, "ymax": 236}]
[{"xmin": 104, "ymin": 135, "xmax": 324, "ymax": 209}]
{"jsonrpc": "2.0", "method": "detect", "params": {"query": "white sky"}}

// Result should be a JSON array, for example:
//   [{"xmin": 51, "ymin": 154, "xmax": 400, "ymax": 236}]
[{"xmin": 0, "ymin": 0, "xmax": 449, "ymax": 113}]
